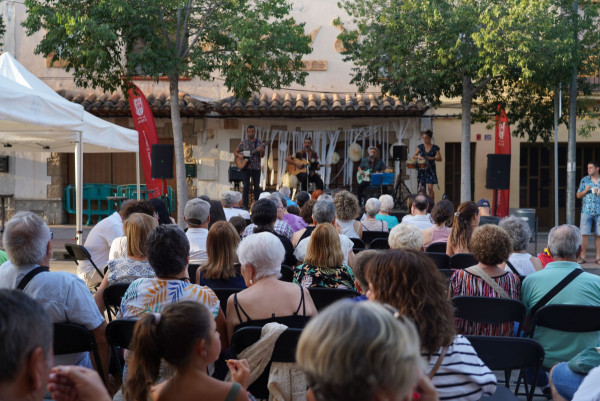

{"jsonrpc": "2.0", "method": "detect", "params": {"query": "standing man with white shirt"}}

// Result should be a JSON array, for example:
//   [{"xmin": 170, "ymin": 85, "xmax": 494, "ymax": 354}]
[
  {"xmin": 576, "ymin": 161, "xmax": 600, "ymax": 264},
  {"xmin": 184, "ymin": 198, "xmax": 211, "ymax": 265}
]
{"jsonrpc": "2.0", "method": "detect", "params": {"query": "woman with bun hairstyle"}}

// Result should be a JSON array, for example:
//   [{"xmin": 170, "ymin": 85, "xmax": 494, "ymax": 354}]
[
  {"xmin": 446, "ymin": 201, "xmax": 479, "ymax": 256},
  {"xmin": 124, "ymin": 301, "xmax": 254, "ymax": 401}
]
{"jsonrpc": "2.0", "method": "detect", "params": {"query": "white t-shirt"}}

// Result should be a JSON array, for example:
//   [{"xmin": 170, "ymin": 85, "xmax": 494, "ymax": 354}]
[
  {"xmin": 573, "ymin": 365, "xmax": 600, "ymax": 401},
  {"xmin": 79, "ymin": 212, "xmax": 123, "ymax": 286},
  {"xmin": 294, "ymin": 233, "xmax": 354, "ymax": 265},
  {"xmin": 186, "ymin": 227, "xmax": 209, "ymax": 265},
  {"xmin": 224, "ymin": 207, "xmax": 251, "ymax": 221},
  {"xmin": 401, "ymin": 214, "xmax": 434, "ymax": 230},
  {"xmin": 507, "ymin": 252, "xmax": 538, "ymax": 276}
]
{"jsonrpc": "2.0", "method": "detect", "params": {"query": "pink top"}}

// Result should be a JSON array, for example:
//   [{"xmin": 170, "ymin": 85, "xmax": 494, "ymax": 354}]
[{"xmin": 430, "ymin": 226, "xmax": 451, "ymax": 244}]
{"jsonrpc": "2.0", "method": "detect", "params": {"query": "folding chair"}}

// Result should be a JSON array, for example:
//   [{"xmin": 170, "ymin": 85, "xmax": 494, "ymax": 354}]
[
  {"xmin": 188, "ymin": 263, "xmax": 201, "ymax": 284},
  {"xmin": 279, "ymin": 264, "xmax": 294, "ymax": 282},
  {"xmin": 350, "ymin": 237, "xmax": 366, "ymax": 250},
  {"xmin": 53, "ymin": 323, "xmax": 105, "ymax": 384},
  {"xmin": 103, "ymin": 283, "xmax": 130, "ymax": 321},
  {"xmin": 361, "ymin": 231, "xmax": 389, "ymax": 247},
  {"xmin": 467, "ymin": 336, "xmax": 545, "ymax": 401},
  {"xmin": 106, "ymin": 319, "xmax": 137, "ymax": 376},
  {"xmin": 449, "ymin": 253, "xmax": 478, "ymax": 269},
  {"xmin": 530, "ymin": 304, "xmax": 600, "ymax": 338},
  {"xmin": 231, "ymin": 326, "xmax": 303, "ymax": 400},
  {"xmin": 64, "ymin": 243, "xmax": 105, "ymax": 279},
  {"xmin": 211, "ymin": 287, "xmax": 243, "ymax": 315},
  {"xmin": 369, "ymin": 238, "xmax": 390, "ymax": 249},
  {"xmin": 451, "ymin": 296, "xmax": 526, "ymax": 335},
  {"xmin": 439, "ymin": 269, "xmax": 456, "ymax": 280},
  {"xmin": 425, "ymin": 252, "xmax": 450, "ymax": 270},
  {"xmin": 425, "ymin": 242, "xmax": 447, "ymax": 253},
  {"xmin": 308, "ymin": 287, "xmax": 360, "ymax": 311}
]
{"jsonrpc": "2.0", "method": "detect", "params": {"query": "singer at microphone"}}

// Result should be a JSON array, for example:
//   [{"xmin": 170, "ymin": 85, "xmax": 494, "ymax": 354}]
[{"xmin": 285, "ymin": 137, "xmax": 324, "ymax": 192}]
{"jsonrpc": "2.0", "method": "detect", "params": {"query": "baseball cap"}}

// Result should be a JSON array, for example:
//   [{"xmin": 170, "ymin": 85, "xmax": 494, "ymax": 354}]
[
  {"xmin": 184, "ymin": 198, "xmax": 210, "ymax": 225},
  {"xmin": 477, "ymin": 199, "xmax": 491, "ymax": 208}
]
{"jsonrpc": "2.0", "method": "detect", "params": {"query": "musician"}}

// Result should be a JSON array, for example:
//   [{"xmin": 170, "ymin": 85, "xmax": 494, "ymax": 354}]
[
  {"xmin": 233, "ymin": 125, "xmax": 265, "ymax": 209},
  {"xmin": 357, "ymin": 146, "xmax": 386, "ymax": 206},
  {"xmin": 286, "ymin": 137, "xmax": 324, "ymax": 192},
  {"xmin": 412, "ymin": 130, "xmax": 442, "ymax": 199}
]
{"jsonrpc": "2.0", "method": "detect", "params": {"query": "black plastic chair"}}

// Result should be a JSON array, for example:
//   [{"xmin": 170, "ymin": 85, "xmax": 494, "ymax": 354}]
[
  {"xmin": 467, "ymin": 335, "xmax": 545, "ymax": 401},
  {"xmin": 103, "ymin": 283, "xmax": 130, "ymax": 321},
  {"xmin": 425, "ymin": 242, "xmax": 447, "ymax": 253},
  {"xmin": 64, "ymin": 243, "xmax": 105, "ymax": 279},
  {"xmin": 350, "ymin": 237, "xmax": 366, "ymax": 250},
  {"xmin": 361, "ymin": 230, "xmax": 389, "ymax": 246},
  {"xmin": 211, "ymin": 287, "xmax": 243, "ymax": 315},
  {"xmin": 106, "ymin": 319, "xmax": 137, "ymax": 375},
  {"xmin": 449, "ymin": 253, "xmax": 478, "ymax": 269},
  {"xmin": 353, "ymin": 247, "xmax": 366, "ymax": 254},
  {"xmin": 530, "ymin": 304, "xmax": 600, "ymax": 338},
  {"xmin": 425, "ymin": 252, "xmax": 450, "ymax": 270},
  {"xmin": 439, "ymin": 269, "xmax": 456, "ymax": 280},
  {"xmin": 369, "ymin": 237, "xmax": 390, "ymax": 249},
  {"xmin": 54, "ymin": 323, "xmax": 105, "ymax": 384},
  {"xmin": 188, "ymin": 264, "xmax": 201, "ymax": 284},
  {"xmin": 308, "ymin": 287, "xmax": 360, "ymax": 311},
  {"xmin": 452, "ymin": 296, "xmax": 526, "ymax": 334},
  {"xmin": 231, "ymin": 326, "xmax": 303, "ymax": 400},
  {"xmin": 279, "ymin": 264, "xmax": 295, "ymax": 282}
]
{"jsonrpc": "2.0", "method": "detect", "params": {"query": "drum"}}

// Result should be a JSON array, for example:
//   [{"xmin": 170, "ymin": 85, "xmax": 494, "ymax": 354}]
[
  {"xmin": 406, "ymin": 159, "xmax": 417, "ymax": 169},
  {"xmin": 417, "ymin": 159, "xmax": 427, "ymax": 170}
]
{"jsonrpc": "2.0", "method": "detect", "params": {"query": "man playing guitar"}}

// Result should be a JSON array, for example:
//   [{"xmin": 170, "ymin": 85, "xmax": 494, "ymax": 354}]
[
  {"xmin": 285, "ymin": 137, "xmax": 324, "ymax": 192},
  {"xmin": 357, "ymin": 146, "xmax": 386, "ymax": 206},
  {"xmin": 233, "ymin": 125, "xmax": 265, "ymax": 209}
]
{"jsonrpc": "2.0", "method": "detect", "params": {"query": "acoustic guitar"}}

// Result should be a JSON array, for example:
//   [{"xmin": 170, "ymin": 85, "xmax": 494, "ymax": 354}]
[
  {"xmin": 235, "ymin": 154, "xmax": 249, "ymax": 170},
  {"xmin": 287, "ymin": 158, "xmax": 313, "ymax": 176},
  {"xmin": 356, "ymin": 168, "xmax": 372, "ymax": 185}
]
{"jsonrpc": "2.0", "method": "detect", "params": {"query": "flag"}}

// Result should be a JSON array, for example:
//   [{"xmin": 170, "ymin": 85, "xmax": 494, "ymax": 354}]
[{"xmin": 494, "ymin": 105, "xmax": 511, "ymax": 217}]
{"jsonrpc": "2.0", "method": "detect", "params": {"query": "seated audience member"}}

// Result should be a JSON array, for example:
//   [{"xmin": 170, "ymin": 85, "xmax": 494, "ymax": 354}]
[
  {"xmin": 521, "ymin": 224, "xmax": 600, "ymax": 370},
  {"xmin": 208, "ymin": 199, "xmax": 227, "ymax": 229},
  {"xmin": 401, "ymin": 195, "xmax": 433, "ymax": 229},
  {"xmin": 149, "ymin": 198, "xmax": 175, "ymax": 225},
  {"xmin": 446, "ymin": 201, "xmax": 479, "ymax": 256},
  {"xmin": 571, "ymin": 365, "xmax": 600, "ymax": 401},
  {"xmin": 0, "ymin": 249, "xmax": 7, "ymax": 265},
  {"xmin": 549, "ymin": 362, "xmax": 592, "ymax": 401},
  {"xmin": 287, "ymin": 205, "xmax": 301, "ymax": 216},
  {"xmin": 0, "ymin": 289, "xmax": 113, "ymax": 401},
  {"xmin": 109, "ymin": 200, "xmax": 156, "ymax": 261},
  {"xmin": 362, "ymin": 198, "xmax": 389, "ymax": 232},
  {"xmin": 334, "ymin": 190, "xmax": 362, "ymax": 239},
  {"xmin": 273, "ymin": 192, "xmax": 307, "ymax": 233},
  {"xmin": 449, "ymin": 224, "xmax": 520, "ymax": 336},
  {"xmin": 294, "ymin": 223, "xmax": 356, "ymax": 290},
  {"xmin": 366, "ymin": 250, "xmax": 497, "ymax": 401},
  {"xmin": 317, "ymin": 193, "xmax": 334, "ymax": 202},
  {"xmin": 311, "ymin": 189, "xmax": 324, "ymax": 200},
  {"xmin": 296, "ymin": 191, "xmax": 310, "ymax": 208},
  {"xmin": 279, "ymin": 185, "xmax": 297, "ymax": 207},
  {"xmin": 229, "ymin": 216, "xmax": 247, "ymax": 238},
  {"xmin": 296, "ymin": 301, "xmax": 439, "ymax": 401},
  {"xmin": 197, "ymin": 221, "xmax": 245, "ymax": 289},
  {"xmin": 477, "ymin": 199, "xmax": 500, "ymax": 226},
  {"xmin": 293, "ymin": 200, "xmax": 317, "ymax": 245},
  {"xmin": 226, "ymin": 232, "xmax": 317, "ymax": 339},
  {"xmin": 294, "ymin": 200, "xmax": 355, "ymax": 266},
  {"xmin": 376, "ymin": 194, "xmax": 399, "ymax": 230},
  {"xmin": 242, "ymin": 196, "xmax": 294, "ymax": 240},
  {"xmin": 389, "ymin": 223, "xmax": 424, "ymax": 250},
  {"xmin": 350, "ymin": 249, "xmax": 380, "ymax": 301},
  {"xmin": 0, "ymin": 212, "xmax": 109, "ymax": 382},
  {"xmin": 120, "ymin": 224, "xmax": 227, "ymax": 349},
  {"xmin": 422, "ymin": 200, "xmax": 453, "ymax": 249},
  {"xmin": 94, "ymin": 213, "xmax": 158, "ymax": 313},
  {"xmin": 222, "ymin": 191, "xmax": 251, "ymax": 221},
  {"xmin": 184, "ymin": 198, "xmax": 211, "ymax": 265},
  {"xmin": 499, "ymin": 215, "xmax": 543, "ymax": 276},
  {"xmin": 125, "ymin": 301, "xmax": 253, "ymax": 401}
]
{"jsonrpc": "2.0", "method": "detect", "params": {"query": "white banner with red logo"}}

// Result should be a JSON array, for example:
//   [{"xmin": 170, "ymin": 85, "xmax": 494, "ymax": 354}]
[
  {"xmin": 127, "ymin": 84, "xmax": 163, "ymax": 198},
  {"xmin": 494, "ymin": 105, "xmax": 511, "ymax": 217}
]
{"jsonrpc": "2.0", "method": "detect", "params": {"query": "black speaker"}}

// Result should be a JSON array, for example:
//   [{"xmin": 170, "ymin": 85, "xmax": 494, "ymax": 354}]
[
  {"xmin": 392, "ymin": 145, "xmax": 407, "ymax": 161},
  {"xmin": 229, "ymin": 166, "xmax": 244, "ymax": 182},
  {"xmin": 486, "ymin": 154, "xmax": 511, "ymax": 190},
  {"xmin": 151, "ymin": 144, "xmax": 174, "ymax": 179}
]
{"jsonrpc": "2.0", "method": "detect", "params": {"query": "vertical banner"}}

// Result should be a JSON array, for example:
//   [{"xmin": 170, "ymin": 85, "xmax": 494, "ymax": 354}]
[
  {"xmin": 494, "ymin": 105, "xmax": 511, "ymax": 217},
  {"xmin": 127, "ymin": 84, "xmax": 163, "ymax": 198}
]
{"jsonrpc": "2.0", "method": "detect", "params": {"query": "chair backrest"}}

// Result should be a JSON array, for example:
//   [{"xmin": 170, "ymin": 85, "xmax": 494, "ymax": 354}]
[
  {"xmin": 449, "ymin": 253, "xmax": 478, "ymax": 269},
  {"xmin": 64, "ymin": 243, "xmax": 104, "ymax": 278},
  {"xmin": 308, "ymin": 287, "xmax": 360, "ymax": 311},
  {"xmin": 103, "ymin": 283, "xmax": 131, "ymax": 322},
  {"xmin": 188, "ymin": 264, "xmax": 201, "ymax": 284},
  {"xmin": 350, "ymin": 237, "xmax": 366, "ymax": 250},
  {"xmin": 425, "ymin": 252, "xmax": 450, "ymax": 270},
  {"xmin": 106, "ymin": 319, "xmax": 137, "ymax": 349},
  {"xmin": 279, "ymin": 264, "xmax": 294, "ymax": 282},
  {"xmin": 53, "ymin": 323, "xmax": 105, "ymax": 383},
  {"xmin": 361, "ymin": 230, "xmax": 389, "ymax": 245},
  {"xmin": 425, "ymin": 242, "xmax": 447, "ymax": 253},
  {"xmin": 532, "ymin": 304, "xmax": 600, "ymax": 336},
  {"xmin": 212, "ymin": 287, "xmax": 243, "ymax": 315},
  {"xmin": 452, "ymin": 296, "xmax": 526, "ymax": 327},
  {"xmin": 231, "ymin": 326, "xmax": 304, "ymax": 399},
  {"xmin": 369, "ymin": 238, "xmax": 390, "ymax": 249},
  {"xmin": 466, "ymin": 335, "xmax": 545, "ymax": 373},
  {"xmin": 438, "ymin": 269, "xmax": 455, "ymax": 280}
]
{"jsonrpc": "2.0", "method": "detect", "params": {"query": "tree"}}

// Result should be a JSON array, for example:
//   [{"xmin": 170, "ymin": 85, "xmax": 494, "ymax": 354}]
[
  {"xmin": 335, "ymin": 0, "xmax": 597, "ymax": 203},
  {"xmin": 23, "ymin": 0, "xmax": 311, "ymax": 224}
]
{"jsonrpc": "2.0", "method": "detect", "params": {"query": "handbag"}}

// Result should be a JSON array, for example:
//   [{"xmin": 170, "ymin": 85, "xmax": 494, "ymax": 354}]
[{"xmin": 567, "ymin": 347, "xmax": 600, "ymax": 374}]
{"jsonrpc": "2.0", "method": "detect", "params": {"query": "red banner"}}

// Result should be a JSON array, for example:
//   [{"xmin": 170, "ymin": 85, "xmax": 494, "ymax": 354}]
[
  {"xmin": 127, "ymin": 85, "xmax": 163, "ymax": 198},
  {"xmin": 494, "ymin": 105, "xmax": 511, "ymax": 218}
]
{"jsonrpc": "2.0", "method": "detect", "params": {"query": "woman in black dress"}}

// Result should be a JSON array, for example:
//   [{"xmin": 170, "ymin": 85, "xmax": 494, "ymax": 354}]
[{"xmin": 412, "ymin": 130, "xmax": 442, "ymax": 199}]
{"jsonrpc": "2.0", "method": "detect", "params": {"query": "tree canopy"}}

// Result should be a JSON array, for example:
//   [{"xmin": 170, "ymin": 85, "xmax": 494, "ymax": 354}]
[{"xmin": 24, "ymin": 0, "xmax": 312, "ymax": 223}]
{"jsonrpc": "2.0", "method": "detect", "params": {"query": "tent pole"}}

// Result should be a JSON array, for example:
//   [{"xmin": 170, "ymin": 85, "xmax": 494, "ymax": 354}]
[
  {"xmin": 75, "ymin": 132, "xmax": 84, "ymax": 245},
  {"xmin": 136, "ymin": 151, "xmax": 141, "ymax": 200}
]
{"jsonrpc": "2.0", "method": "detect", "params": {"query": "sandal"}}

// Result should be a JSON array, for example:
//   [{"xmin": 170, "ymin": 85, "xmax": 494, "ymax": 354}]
[
  {"xmin": 595, "ymin": 259, "xmax": 600, "ymax": 265},
  {"xmin": 576, "ymin": 258, "xmax": 586, "ymax": 264}
]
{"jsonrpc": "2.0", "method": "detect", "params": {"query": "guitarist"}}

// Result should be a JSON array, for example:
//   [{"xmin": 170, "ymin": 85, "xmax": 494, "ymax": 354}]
[
  {"xmin": 357, "ymin": 146, "xmax": 386, "ymax": 206},
  {"xmin": 234, "ymin": 125, "xmax": 265, "ymax": 210},
  {"xmin": 286, "ymin": 137, "xmax": 324, "ymax": 192}
]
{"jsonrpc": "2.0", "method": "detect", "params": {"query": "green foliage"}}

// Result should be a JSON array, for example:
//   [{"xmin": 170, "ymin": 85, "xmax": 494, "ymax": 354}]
[
  {"xmin": 23, "ymin": 0, "xmax": 311, "ymax": 97},
  {"xmin": 0, "ymin": 8, "xmax": 4, "ymax": 47}
]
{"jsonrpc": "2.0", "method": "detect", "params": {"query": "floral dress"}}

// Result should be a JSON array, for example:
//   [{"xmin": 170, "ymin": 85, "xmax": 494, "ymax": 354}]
[
  {"xmin": 293, "ymin": 263, "xmax": 356, "ymax": 290},
  {"xmin": 417, "ymin": 144, "xmax": 440, "ymax": 184}
]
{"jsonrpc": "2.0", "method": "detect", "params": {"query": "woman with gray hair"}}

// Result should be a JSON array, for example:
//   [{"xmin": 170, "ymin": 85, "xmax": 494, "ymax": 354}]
[
  {"xmin": 499, "ymin": 215, "xmax": 543, "ymax": 276},
  {"xmin": 361, "ymin": 198, "xmax": 388, "ymax": 232},
  {"xmin": 376, "ymin": 194, "xmax": 399, "ymax": 229},
  {"xmin": 222, "ymin": 191, "xmax": 250, "ymax": 221},
  {"xmin": 226, "ymin": 232, "xmax": 317, "ymax": 339},
  {"xmin": 388, "ymin": 223, "xmax": 424, "ymax": 250}
]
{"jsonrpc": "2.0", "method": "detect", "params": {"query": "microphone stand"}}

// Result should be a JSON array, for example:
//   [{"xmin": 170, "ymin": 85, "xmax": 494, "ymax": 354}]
[{"xmin": 305, "ymin": 151, "xmax": 310, "ymax": 192}]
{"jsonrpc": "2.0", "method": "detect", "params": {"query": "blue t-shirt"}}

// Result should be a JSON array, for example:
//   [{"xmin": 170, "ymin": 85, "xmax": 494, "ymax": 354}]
[{"xmin": 376, "ymin": 214, "xmax": 399, "ymax": 229}]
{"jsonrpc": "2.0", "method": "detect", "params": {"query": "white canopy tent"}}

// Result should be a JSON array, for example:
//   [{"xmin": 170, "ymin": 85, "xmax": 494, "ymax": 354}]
[{"xmin": 0, "ymin": 52, "xmax": 140, "ymax": 244}]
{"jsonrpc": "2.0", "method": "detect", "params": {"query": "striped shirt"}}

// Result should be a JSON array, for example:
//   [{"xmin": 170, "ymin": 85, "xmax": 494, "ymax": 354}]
[{"xmin": 423, "ymin": 335, "xmax": 497, "ymax": 401}]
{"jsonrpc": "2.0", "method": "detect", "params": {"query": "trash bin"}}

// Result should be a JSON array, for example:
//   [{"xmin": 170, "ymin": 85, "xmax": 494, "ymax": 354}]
[{"xmin": 513, "ymin": 208, "xmax": 538, "ymax": 254}]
